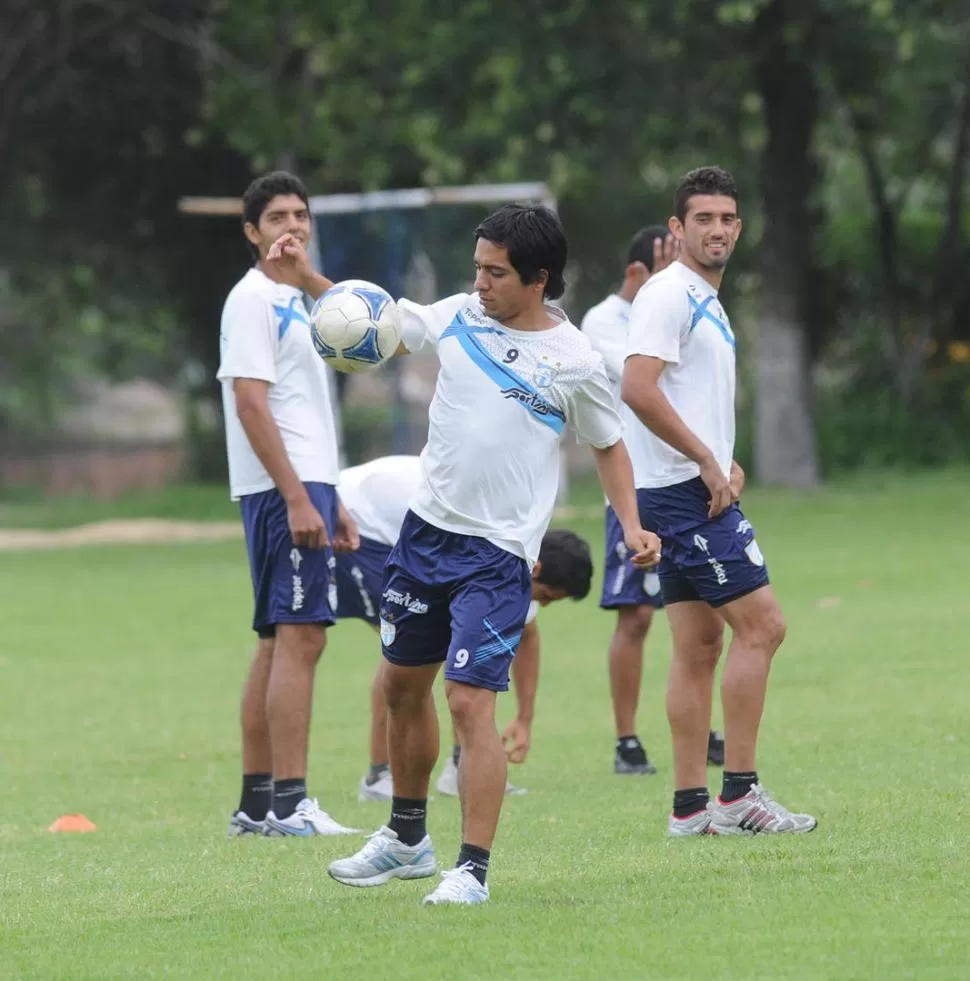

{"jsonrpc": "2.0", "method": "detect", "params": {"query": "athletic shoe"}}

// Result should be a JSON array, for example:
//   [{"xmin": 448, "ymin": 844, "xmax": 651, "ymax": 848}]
[
  {"xmin": 614, "ymin": 736, "xmax": 657, "ymax": 775},
  {"xmin": 358, "ymin": 769, "xmax": 394, "ymax": 802},
  {"xmin": 421, "ymin": 863, "xmax": 489, "ymax": 906},
  {"xmin": 711, "ymin": 784, "xmax": 817, "ymax": 835},
  {"xmin": 707, "ymin": 730, "xmax": 725, "ymax": 767},
  {"xmin": 328, "ymin": 826, "xmax": 437, "ymax": 887},
  {"xmin": 264, "ymin": 797, "xmax": 360, "ymax": 837},
  {"xmin": 666, "ymin": 803, "xmax": 714, "ymax": 837},
  {"xmin": 226, "ymin": 810, "xmax": 266, "ymax": 837},
  {"xmin": 436, "ymin": 756, "xmax": 527, "ymax": 797}
]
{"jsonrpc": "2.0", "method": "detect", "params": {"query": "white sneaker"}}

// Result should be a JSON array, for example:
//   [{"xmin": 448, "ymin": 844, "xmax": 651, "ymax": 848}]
[
  {"xmin": 264, "ymin": 798, "xmax": 360, "ymax": 837},
  {"xmin": 711, "ymin": 783, "xmax": 817, "ymax": 835},
  {"xmin": 226, "ymin": 810, "xmax": 266, "ymax": 837},
  {"xmin": 328, "ymin": 826, "xmax": 437, "ymax": 887},
  {"xmin": 436, "ymin": 756, "xmax": 527, "ymax": 798},
  {"xmin": 422, "ymin": 863, "xmax": 490, "ymax": 906},
  {"xmin": 666, "ymin": 803, "xmax": 714, "ymax": 837},
  {"xmin": 358, "ymin": 769, "xmax": 394, "ymax": 802}
]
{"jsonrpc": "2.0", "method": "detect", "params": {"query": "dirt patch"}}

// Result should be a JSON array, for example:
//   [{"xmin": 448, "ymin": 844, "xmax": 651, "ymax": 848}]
[{"xmin": 0, "ymin": 519, "xmax": 243, "ymax": 552}]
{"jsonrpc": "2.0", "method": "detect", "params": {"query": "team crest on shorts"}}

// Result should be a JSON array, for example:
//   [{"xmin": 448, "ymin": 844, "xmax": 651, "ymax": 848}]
[
  {"xmin": 744, "ymin": 540, "xmax": 765, "ymax": 567},
  {"xmin": 379, "ymin": 617, "xmax": 396, "ymax": 646}
]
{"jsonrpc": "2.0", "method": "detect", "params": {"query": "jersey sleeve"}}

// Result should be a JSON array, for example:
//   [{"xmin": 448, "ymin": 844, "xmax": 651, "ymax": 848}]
[
  {"xmin": 565, "ymin": 355, "xmax": 624, "ymax": 449},
  {"xmin": 524, "ymin": 601, "xmax": 539, "ymax": 625},
  {"xmin": 397, "ymin": 293, "xmax": 470, "ymax": 354},
  {"xmin": 217, "ymin": 290, "xmax": 278, "ymax": 384},
  {"xmin": 626, "ymin": 279, "xmax": 690, "ymax": 366},
  {"xmin": 581, "ymin": 308, "xmax": 625, "ymax": 385}
]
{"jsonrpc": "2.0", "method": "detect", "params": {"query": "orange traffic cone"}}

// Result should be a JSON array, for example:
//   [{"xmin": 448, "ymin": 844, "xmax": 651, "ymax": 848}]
[{"xmin": 48, "ymin": 814, "xmax": 97, "ymax": 833}]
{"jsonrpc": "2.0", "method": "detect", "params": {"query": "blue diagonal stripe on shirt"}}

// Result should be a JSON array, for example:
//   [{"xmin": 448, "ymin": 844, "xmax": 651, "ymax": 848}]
[
  {"xmin": 688, "ymin": 295, "xmax": 735, "ymax": 349},
  {"xmin": 441, "ymin": 312, "xmax": 566, "ymax": 434}
]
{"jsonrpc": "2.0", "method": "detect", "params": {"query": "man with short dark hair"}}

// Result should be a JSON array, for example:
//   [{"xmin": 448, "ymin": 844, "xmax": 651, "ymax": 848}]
[{"xmin": 218, "ymin": 171, "xmax": 359, "ymax": 839}]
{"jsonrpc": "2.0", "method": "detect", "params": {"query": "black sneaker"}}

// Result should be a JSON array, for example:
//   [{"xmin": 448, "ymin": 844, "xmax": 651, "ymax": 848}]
[
  {"xmin": 614, "ymin": 736, "xmax": 657, "ymax": 775},
  {"xmin": 707, "ymin": 730, "xmax": 725, "ymax": 767}
]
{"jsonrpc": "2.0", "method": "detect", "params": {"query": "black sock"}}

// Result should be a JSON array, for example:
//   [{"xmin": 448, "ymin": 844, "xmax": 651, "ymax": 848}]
[
  {"xmin": 238, "ymin": 772, "xmax": 272, "ymax": 821},
  {"xmin": 271, "ymin": 778, "xmax": 306, "ymax": 820},
  {"xmin": 672, "ymin": 787, "xmax": 710, "ymax": 819},
  {"xmin": 457, "ymin": 842, "xmax": 490, "ymax": 886},
  {"xmin": 388, "ymin": 796, "xmax": 427, "ymax": 846},
  {"xmin": 721, "ymin": 771, "xmax": 758, "ymax": 803},
  {"xmin": 451, "ymin": 744, "xmax": 461, "ymax": 767},
  {"xmin": 366, "ymin": 763, "xmax": 389, "ymax": 785}
]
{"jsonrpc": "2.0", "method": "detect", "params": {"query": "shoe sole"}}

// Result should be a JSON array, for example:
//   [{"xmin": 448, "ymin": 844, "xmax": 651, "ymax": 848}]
[
  {"xmin": 710, "ymin": 820, "xmax": 818, "ymax": 836},
  {"xmin": 265, "ymin": 822, "xmax": 360, "ymax": 837},
  {"xmin": 357, "ymin": 789, "xmax": 393, "ymax": 803},
  {"xmin": 614, "ymin": 765, "xmax": 658, "ymax": 775},
  {"xmin": 328, "ymin": 861, "xmax": 438, "ymax": 887}
]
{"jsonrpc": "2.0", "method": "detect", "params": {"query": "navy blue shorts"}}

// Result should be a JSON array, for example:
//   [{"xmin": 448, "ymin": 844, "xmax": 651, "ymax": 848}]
[
  {"xmin": 333, "ymin": 535, "xmax": 391, "ymax": 626},
  {"xmin": 637, "ymin": 478, "xmax": 770, "ymax": 608},
  {"xmin": 599, "ymin": 505, "xmax": 664, "ymax": 610},
  {"xmin": 379, "ymin": 511, "xmax": 533, "ymax": 693},
  {"xmin": 240, "ymin": 481, "xmax": 338, "ymax": 638}
]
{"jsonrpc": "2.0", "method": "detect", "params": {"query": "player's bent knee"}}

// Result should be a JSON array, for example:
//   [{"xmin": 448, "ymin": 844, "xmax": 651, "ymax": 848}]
[
  {"xmin": 274, "ymin": 623, "xmax": 327, "ymax": 664},
  {"xmin": 383, "ymin": 662, "xmax": 437, "ymax": 713},
  {"xmin": 445, "ymin": 681, "xmax": 496, "ymax": 733},
  {"xmin": 616, "ymin": 605, "xmax": 655, "ymax": 640}
]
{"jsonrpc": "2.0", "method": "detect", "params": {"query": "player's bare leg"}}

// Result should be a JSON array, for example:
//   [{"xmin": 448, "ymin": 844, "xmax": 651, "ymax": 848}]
[
  {"xmin": 609, "ymin": 605, "xmax": 656, "ymax": 773},
  {"xmin": 369, "ymin": 657, "xmax": 390, "ymax": 770},
  {"xmin": 665, "ymin": 602, "xmax": 723, "ymax": 836}
]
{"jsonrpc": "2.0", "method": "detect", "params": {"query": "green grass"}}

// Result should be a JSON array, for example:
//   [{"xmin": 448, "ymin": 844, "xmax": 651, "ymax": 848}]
[{"xmin": 2, "ymin": 472, "xmax": 969, "ymax": 979}]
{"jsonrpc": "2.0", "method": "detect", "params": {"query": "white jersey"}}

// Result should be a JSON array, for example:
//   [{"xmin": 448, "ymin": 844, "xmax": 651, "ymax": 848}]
[
  {"xmin": 337, "ymin": 455, "xmax": 422, "ymax": 547},
  {"xmin": 580, "ymin": 293, "xmax": 631, "ymax": 405},
  {"xmin": 623, "ymin": 261, "xmax": 735, "ymax": 488},
  {"xmin": 217, "ymin": 268, "xmax": 340, "ymax": 500},
  {"xmin": 398, "ymin": 293, "xmax": 622, "ymax": 566}
]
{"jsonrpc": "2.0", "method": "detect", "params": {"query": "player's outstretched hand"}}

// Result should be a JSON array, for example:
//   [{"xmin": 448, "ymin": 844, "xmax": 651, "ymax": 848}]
[
  {"xmin": 266, "ymin": 233, "xmax": 313, "ymax": 289},
  {"xmin": 624, "ymin": 528, "xmax": 662, "ymax": 569},
  {"xmin": 700, "ymin": 457, "xmax": 737, "ymax": 519},
  {"xmin": 653, "ymin": 232, "xmax": 680, "ymax": 273},
  {"xmin": 502, "ymin": 718, "xmax": 531, "ymax": 764},
  {"xmin": 287, "ymin": 496, "xmax": 329, "ymax": 550},
  {"xmin": 333, "ymin": 502, "xmax": 360, "ymax": 553}
]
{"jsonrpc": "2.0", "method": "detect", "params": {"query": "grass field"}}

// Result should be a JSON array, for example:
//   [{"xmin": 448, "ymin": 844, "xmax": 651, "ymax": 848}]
[{"xmin": 2, "ymin": 472, "xmax": 969, "ymax": 980}]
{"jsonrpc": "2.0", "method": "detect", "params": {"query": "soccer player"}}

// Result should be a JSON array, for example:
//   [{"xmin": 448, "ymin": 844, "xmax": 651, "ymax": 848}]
[
  {"xmin": 621, "ymin": 166, "xmax": 816, "ymax": 836},
  {"xmin": 218, "ymin": 171, "xmax": 360, "ymax": 838},
  {"xmin": 267, "ymin": 203, "xmax": 661, "ymax": 904},
  {"xmin": 335, "ymin": 455, "xmax": 594, "ymax": 801},
  {"xmin": 583, "ymin": 228, "xmax": 725, "ymax": 775}
]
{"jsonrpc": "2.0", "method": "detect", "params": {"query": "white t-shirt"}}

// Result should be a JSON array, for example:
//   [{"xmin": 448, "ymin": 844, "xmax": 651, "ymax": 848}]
[
  {"xmin": 337, "ymin": 455, "xmax": 422, "ymax": 547},
  {"xmin": 623, "ymin": 261, "xmax": 736, "ymax": 488},
  {"xmin": 525, "ymin": 601, "xmax": 539, "ymax": 626},
  {"xmin": 217, "ymin": 268, "xmax": 340, "ymax": 500},
  {"xmin": 581, "ymin": 293, "xmax": 631, "ymax": 405},
  {"xmin": 398, "ymin": 293, "xmax": 622, "ymax": 566}
]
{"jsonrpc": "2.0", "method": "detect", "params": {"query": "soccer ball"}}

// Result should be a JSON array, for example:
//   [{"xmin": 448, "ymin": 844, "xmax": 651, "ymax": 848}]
[{"xmin": 309, "ymin": 279, "xmax": 401, "ymax": 374}]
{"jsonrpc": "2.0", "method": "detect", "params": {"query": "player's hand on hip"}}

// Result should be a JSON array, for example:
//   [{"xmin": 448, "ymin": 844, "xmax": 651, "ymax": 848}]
[
  {"xmin": 333, "ymin": 502, "xmax": 360, "ymax": 552},
  {"xmin": 729, "ymin": 459, "xmax": 746, "ymax": 499},
  {"xmin": 266, "ymin": 233, "xmax": 313, "ymax": 289},
  {"xmin": 624, "ymin": 528, "xmax": 662, "ymax": 569},
  {"xmin": 700, "ymin": 457, "xmax": 736, "ymax": 518},
  {"xmin": 287, "ymin": 497, "xmax": 329, "ymax": 549},
  {"xmin": 653, "ymin": 232, "xmax": 680, "ymax": 273},
  {"xmin": 502, "ymin": 718, "xmax": 531, "ymax": 764}
]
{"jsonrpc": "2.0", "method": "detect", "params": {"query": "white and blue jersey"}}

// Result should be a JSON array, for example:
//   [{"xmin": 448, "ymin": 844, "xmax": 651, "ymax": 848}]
[{"xmin": 623, "ymin": 261, "xmax": 768, "ymax": 607}]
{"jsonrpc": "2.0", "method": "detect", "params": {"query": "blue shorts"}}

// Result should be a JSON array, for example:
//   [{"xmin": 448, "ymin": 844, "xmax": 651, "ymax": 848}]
[
  {"xmin": 599, "ymin": 505, "xmax": 664, "ymax": 610},
  {"xmin": 240, "ymin": 481, "xmax": 338, "ymax": 638},
  {"xmin": 379, "ymin": 511, "xmax": 533, "ymax": 693},
  {"xmin": 637, "ymin": 478, "xmax": 770, "ymax": 608},
  {"xmin": 333, "ymin": 535, "xmax": 391, "ymax": 626}
]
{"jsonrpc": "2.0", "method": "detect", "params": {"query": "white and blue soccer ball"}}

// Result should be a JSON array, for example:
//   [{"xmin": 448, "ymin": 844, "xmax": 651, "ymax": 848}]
[{"xmin": 309, "ymin": 279, "xmax": 401, "ymax": 374}]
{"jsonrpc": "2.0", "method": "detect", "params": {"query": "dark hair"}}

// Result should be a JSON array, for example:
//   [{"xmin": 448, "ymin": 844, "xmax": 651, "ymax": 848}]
[
  {"xmin": 536, "ymin": 528, "xmax": 593, "ymax": 600},
  {"xmin": 627, "ymin": 225, "xmax": 671, "ymax": 271},
  {"xmin": 474, "ymin": 203, "xmax": 567, "ymax": 300},
  {"xmin": 241, "ymin": 171, "xmax": 310, "ymax": 257},
  {"xmin": 674, "ymin": 166, "xmax": 739, "ymax": 222}
]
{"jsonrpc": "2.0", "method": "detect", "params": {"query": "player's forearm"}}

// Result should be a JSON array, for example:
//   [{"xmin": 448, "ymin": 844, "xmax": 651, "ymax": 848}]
[
  {"xmin": 592, "ymin": 440, "xmax": 641, "ymax": 534},
  {"xmin": 512, "ymin": 622, "xmax": 540, "ymax": 724},
  {"xmin": 622, "ymin": 377, "xmax": 716, "ymax": 467},
  {"xmin": 236, "ymin": 400, "xmax": 308, "ymax": 504},
  {"xmin": 300, "ymin": 270, "xmax": 336, "ymax": 301}
]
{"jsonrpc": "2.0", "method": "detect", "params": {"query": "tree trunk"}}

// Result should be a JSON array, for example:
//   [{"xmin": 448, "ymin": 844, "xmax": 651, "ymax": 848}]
[{"xmin": 752, "ymin": 0, "xmax": 821, "ymax": 486}]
